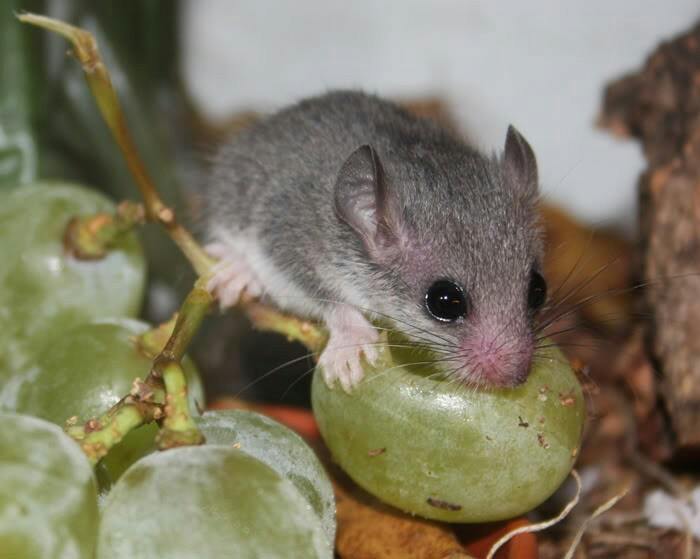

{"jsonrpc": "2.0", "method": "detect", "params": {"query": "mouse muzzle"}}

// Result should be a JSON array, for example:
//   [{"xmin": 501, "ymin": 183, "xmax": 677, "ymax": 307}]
[{"xmin": 453, "ymin": 322, "xmax": 535, "ymax": 388}]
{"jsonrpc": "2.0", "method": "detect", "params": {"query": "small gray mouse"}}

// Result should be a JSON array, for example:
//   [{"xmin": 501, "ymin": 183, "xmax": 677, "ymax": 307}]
[{"xmin": 203, "ymin": 90, "xmax": 546, "ymax": 392}]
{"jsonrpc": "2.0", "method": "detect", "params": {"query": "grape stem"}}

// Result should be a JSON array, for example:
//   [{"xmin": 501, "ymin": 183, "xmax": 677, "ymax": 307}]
[
  {"xmin": 150, "ymin": 281, "xmax": 211, "ymax": 449},
  {"xmin": 65, "ymin": 383, "xmax": 165, "ymax": 464},
  {"xmin": 63, "ymin": 200, "xmax": 145, "ymax": 260},
  {"xmin": 18, "ymin": 13, "xmax": 327, "ymax": 461},
  {"xmin": 16, "ymin": 13, "xmax": 214, "ymax": 277}
]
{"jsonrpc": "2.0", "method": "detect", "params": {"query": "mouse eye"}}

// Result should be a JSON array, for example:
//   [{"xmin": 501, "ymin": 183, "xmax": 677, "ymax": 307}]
[
  {"xmin": 425, "ymin": 280, "xmax": 468, "ymax": 322},
  {"xmin": 528, "ymin": 270, "xmax": 547, "ymax": 310}
]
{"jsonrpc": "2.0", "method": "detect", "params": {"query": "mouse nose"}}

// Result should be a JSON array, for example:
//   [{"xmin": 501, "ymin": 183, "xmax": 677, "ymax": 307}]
[{"xmin": 456, "ymin": 326, "xmax": 534, "ymax": 388}]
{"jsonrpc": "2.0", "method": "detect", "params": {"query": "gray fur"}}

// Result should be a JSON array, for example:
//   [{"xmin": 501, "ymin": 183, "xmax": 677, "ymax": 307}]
[{"xmin": 205, "ymin": 90, "xmax": 543, "ymax": 383}]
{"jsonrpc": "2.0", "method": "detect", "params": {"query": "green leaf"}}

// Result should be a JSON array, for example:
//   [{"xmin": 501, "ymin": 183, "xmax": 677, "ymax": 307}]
[{"xmin": 0, "ymin": 0, "xmax": 45, "ymax": 187}]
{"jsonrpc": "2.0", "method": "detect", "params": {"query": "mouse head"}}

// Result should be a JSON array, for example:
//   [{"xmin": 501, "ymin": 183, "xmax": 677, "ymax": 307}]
[{"xmin": 334, "ymin": 126, "xmax": 545, "ymax": 388}]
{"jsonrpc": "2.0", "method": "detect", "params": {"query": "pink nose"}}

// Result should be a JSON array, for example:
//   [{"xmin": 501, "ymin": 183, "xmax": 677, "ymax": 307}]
[{"xmin": 456, "ymin": 332, "xmax": 534, "ymax": 388}]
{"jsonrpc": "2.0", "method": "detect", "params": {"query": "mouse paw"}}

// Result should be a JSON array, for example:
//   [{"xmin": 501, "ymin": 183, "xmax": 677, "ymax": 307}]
[
  {"xmin": 319, "ymin": 306, "xmax": 380, "ymax": 393},
  {"xmin": 205, "ymin": 242, "xmax": 263, "ymax": 309}
]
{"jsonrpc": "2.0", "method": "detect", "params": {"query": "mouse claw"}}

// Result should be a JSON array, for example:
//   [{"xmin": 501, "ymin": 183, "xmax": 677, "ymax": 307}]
[
  {"xmin": 362, "ymin": 343, "xmax": 380, "ymax": 367},
  {"xmin": 320, "ymin": 349, "xmax": 368, "ymax": 394},
  {"xmin": 204, "ymin": 242, "xmax": 263, "ymax": 309},
  {"xmin": 319, "ymin": 306, "xmax": 380, "ymax": 392}
]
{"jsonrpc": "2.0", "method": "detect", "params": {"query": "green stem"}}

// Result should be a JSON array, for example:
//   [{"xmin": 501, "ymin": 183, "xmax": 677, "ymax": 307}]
[
  {"xmin": 135, "ymin": 314, "xmax": 177, "ymax": 358},
  {"xmin": 148, "ymin": 284, "xmax": 212, "ymax": 448},
  {"xmin": 66, "ymin": 388, "xmax": 164, "ymax": 465},
  {"xmin": 246, "ymin": 302, "xmax": 328, "ymax": 355},
  {"xmin": 157, "ymin": 361, "xmax": 205, "ymax": 449},
  {"xmin": 156, "ymin": 281, "xmax": 213, "ymax": 364},
  {"xmin": 17, "ymin": 12, "xmax": 214, "ymax": 277},
  {"xmin": 63, "ymin": 200, "xmax": 144, "ymax": 259}
]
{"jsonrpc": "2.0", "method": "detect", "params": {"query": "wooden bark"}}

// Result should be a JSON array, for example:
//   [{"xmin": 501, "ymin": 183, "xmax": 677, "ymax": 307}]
[{"xmin": 600, "ymin": 23, "xmax": 700, "ymax": 448}]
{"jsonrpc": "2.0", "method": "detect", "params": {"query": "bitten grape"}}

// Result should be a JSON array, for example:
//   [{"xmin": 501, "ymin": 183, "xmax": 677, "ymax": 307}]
[{"xmin": 312, "ymin": 338, "xmax": 584, "ymax": 522}]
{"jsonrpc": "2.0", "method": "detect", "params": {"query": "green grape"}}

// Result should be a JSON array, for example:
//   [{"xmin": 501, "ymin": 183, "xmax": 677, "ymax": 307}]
[
  {"xmin": 16, "ymin": 318, "xmax": 204, "ymax": 424},
  {"xmin": 312, "ymin": 340, "xmax": 585, "ymax": 522},
  {"xmin": 197, "ymin": 410, "xmax": 335, "ymax": 547},
  {"xmin": 0, "ymin": 412, "xmax": 98, "ymax": 559},
  {"xmin": 14, "ymin": 318, "xmax": 205, "ymax": 490},
  {"xmin": 0, "ymin": 182, "xmax": 146, "ymax": 409},
  {"xmin": 97, "ymin": 446, "xmax": 333, "ymax": 559}
]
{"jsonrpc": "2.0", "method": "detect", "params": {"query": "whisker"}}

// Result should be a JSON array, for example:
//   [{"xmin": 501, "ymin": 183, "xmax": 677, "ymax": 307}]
[
  {"xmin": 234, "ymin": 352, "xmax": 316, "ymax": 399},
  {"xmin": 545, "ymin": 254, "xmax": 624, "ymax": 315},
  {"xmin": 269, "ymin": 294, "xmax": 457, "ymax": 348},
  {"xmin": 234, "ymin": 340, "xmax": 450, "ymax": 398},
  {"xmin": 545, "ymin": 233, "xmax": 598, "ymax": 305}
]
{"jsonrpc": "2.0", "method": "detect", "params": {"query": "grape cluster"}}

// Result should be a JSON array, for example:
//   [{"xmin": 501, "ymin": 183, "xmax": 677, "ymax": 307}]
[{"xmin": 0, "ymin": 182, "xmax": 334, "ymax": 558}]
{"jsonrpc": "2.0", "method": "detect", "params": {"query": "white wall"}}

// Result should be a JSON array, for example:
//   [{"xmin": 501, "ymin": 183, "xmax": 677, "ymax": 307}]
[{"xmin": 182, "ymin": 1, "xmax": 700, "ymax": 232}]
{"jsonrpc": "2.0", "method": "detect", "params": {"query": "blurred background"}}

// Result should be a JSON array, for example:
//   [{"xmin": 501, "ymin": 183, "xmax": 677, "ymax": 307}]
[
  {"xmin": 4, "ymin": 0, "xmax": 699, "ymax": 405},
  {"xmin": 181, "ymin": 0, "xmax": 700, "ymax": 231}
]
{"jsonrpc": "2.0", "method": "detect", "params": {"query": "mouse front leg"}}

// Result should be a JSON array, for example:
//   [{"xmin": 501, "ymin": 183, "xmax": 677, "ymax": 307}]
[
  {"xmin": 205, "ymin": 241, "xmax": 263, "ymax": 308},
  {"xmin": 319, "ymin": 305, "xmax": 380, "ymax": 393}
]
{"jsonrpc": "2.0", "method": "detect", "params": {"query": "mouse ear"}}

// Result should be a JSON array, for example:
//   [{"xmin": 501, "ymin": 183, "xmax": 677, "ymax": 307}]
[
  {"xmin": 503, "ymin": 125, "xmax": 538, "ymax": 196},
  {"xmin": 334, "ymin": 145, "xmax": 397, "ymax": 253}
]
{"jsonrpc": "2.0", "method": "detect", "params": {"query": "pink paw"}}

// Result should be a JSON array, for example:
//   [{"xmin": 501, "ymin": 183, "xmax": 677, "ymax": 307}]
[
  {"xmin": 205, "ymin": 242, "xmax": 263, "ymax": 308},
  {"xmin": 319, "ymin": 306, "xmax": 380, "ymax": 393}
]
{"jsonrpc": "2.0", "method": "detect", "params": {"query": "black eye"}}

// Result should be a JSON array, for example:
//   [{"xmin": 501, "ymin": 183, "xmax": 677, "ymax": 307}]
[
  {"xmin": 528, "ymin": 270, "xmax": 547, "ymax": 310},
  {"xmin": 425, "ymin": 280, "xmax": 468, "ymax": 322}
]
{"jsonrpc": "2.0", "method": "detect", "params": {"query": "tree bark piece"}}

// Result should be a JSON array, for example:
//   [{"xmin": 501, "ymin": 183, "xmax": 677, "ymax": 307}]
[{"xmin": 600, "ymin": 22, "xmax": 700, "ymax": 449}]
